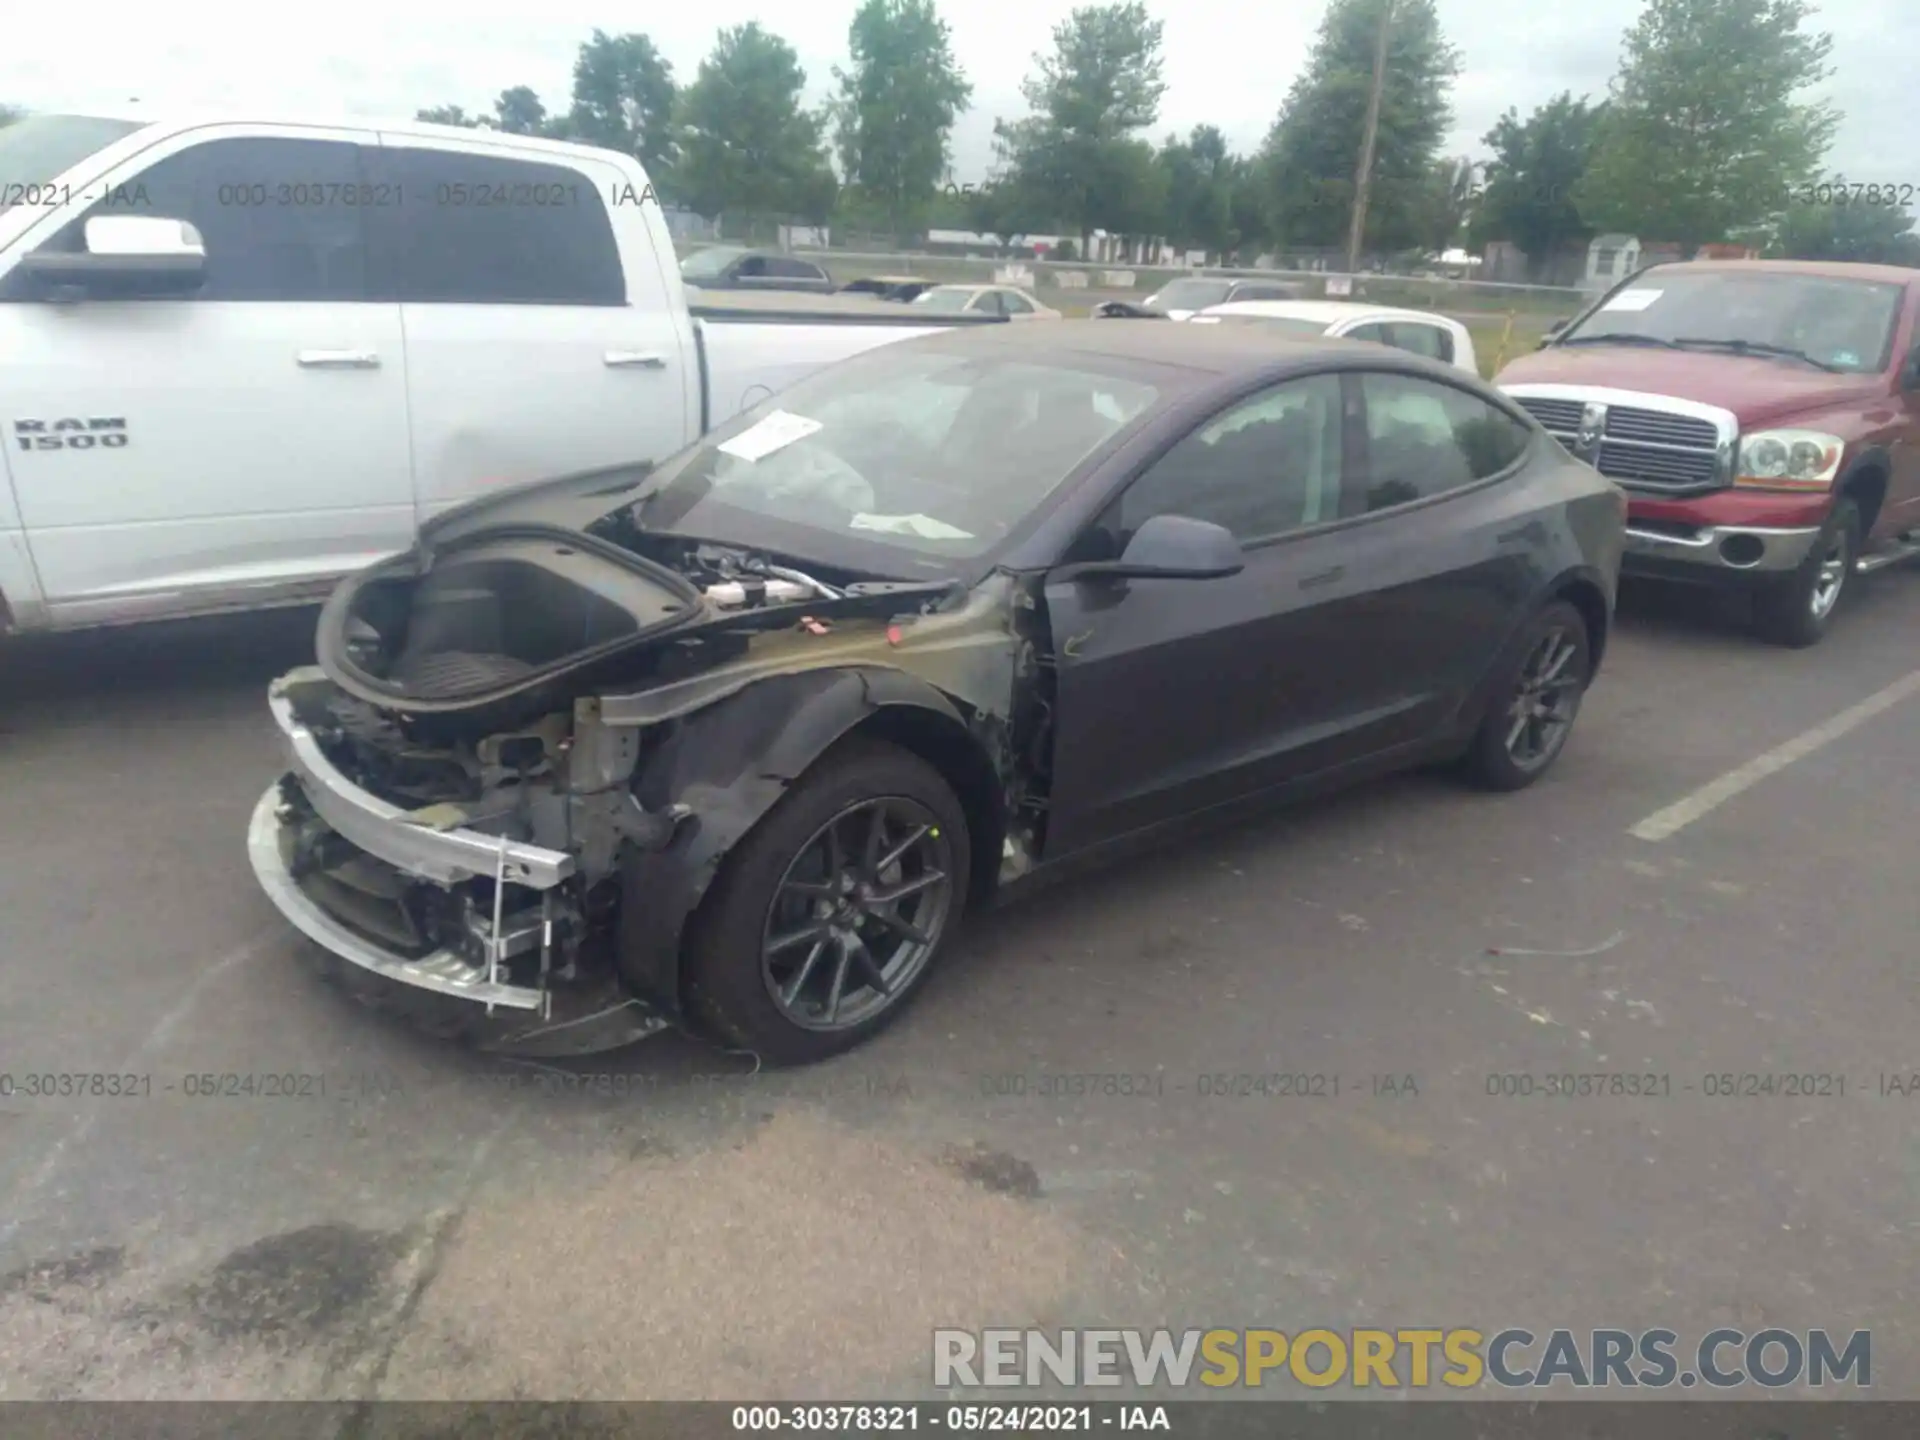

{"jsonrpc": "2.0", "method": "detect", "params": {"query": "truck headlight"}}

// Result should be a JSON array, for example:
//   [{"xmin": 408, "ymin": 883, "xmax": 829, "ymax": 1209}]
[{"xmin": 1735, "ymin": 430, "xmax": 1844, "ymax": 491}]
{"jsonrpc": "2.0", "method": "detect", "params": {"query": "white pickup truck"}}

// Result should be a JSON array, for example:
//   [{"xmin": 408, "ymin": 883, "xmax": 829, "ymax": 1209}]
[{"xmin": 0, "ymin": 112, "xmax": 987, "ymax": 635}]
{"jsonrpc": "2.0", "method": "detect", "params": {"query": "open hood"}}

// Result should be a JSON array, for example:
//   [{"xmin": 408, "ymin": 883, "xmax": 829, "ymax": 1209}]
[
  {"xmin": 414, "ymin": 461, "xmax": 659, "ymax": 554},
  {"xmin": 314, "ymin": 460, "xmax": 955, "ymax": 724}
]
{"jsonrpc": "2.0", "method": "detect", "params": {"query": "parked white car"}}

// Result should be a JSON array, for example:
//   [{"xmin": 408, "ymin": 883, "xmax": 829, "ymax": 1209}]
[
  {"xmin": 911, "ymin": 284, "xmax": 1059, "ymax": 320},
  {"xmin": 0, "ymin": 112, "xmax": 986, "ymax": 636},
  {"xmin": 1190, "ymin": 300, "xmax": 1479, "ymax": 374}
]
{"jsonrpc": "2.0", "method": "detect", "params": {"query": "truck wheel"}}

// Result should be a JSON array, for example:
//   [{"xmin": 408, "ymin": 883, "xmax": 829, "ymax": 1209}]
[
  {"xmin": 681, "ymin": 738, "xmax": 971, "ymax": 1067},
  {"xmin": 1464, "ymin": 601, "xmax": 1591, "ymax": 792},
  {"xmin": 1752, "ymin": 498, "xmax": 1858, "ymax": 649}
]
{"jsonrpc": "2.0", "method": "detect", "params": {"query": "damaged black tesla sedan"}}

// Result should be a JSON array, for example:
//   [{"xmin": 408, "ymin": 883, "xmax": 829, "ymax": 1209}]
[{"xmin": 249, "ymin": 322, "xmax": 1625, "ymax": 1065}]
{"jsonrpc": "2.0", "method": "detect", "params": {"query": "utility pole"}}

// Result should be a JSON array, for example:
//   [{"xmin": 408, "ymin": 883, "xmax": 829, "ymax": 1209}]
[{"xmin": 1345, "ymin": 0, "xmax": 1394, "ymax": 273}]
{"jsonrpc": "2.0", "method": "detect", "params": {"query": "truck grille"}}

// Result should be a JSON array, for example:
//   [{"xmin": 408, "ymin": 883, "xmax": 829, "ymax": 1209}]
[
  {"xmin": 1515, "ymin": 397, "xmax": 1585, "ymax": 434},
  {"xmin": 1595, "ymin": 442, "xmax": 1720, "ymax": 489},
  {"xmin": 1512, "ymin": 395, "xmax": 1727, "ymax": 496}
]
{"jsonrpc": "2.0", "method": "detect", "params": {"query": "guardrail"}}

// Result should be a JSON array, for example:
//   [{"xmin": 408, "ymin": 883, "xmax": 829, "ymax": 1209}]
[{"xmin": 682, "ymin": 244, "xmax": 1589, "ymax": 314}]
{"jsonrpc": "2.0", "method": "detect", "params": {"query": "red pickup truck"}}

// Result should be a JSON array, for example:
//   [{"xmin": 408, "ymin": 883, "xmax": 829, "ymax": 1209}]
[{"xmin": 1496, "ymin": 259, "xmax": 1920, "ymax": 646}]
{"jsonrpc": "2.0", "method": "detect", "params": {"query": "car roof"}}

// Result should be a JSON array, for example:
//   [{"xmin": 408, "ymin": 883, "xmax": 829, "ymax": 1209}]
[
  {"xmin": 1200, "ymin": 299, "xmax": 1458, "ymax": 326},
  {"xmin": 1645, "ymin": 258, "xmax": 1919, "ymax": 286},
  {"xmin": 880, "ymin": 316, "xmax": 1466, "ymax": 382}
]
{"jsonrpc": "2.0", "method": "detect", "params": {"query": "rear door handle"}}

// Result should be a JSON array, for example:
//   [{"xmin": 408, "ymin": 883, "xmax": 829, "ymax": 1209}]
[
  {"xmin": 1300, "ymin": 566, "xmax": 1344, "ymax": 590},
  {"xmin": 297, "ymin": 350, "xmax": 380, "ymax": 369},
  {"xmin": 605, "ymin": 351, "xmax": 668, "ymax": 369}
]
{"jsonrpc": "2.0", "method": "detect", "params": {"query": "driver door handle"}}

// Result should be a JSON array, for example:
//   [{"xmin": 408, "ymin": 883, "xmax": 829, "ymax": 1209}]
[
  {"xmin": 605, "ymin": 351, "xmax": 668, "ymax": 369},
  {"xmin": 297, "ymin": 350, "xmax": 380, "ymax": 369},
  {"xmin": 1299, "ymin": 566, "xmax": 1344, "ymax": 590}
]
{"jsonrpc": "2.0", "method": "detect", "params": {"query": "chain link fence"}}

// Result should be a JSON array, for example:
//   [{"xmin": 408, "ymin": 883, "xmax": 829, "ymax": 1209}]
[{"xmin": 674, "ymin": 237, "xmax": 1592, "ymax": 376}]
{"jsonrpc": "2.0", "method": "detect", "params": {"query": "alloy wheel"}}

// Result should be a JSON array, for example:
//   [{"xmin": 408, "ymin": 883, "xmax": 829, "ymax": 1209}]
[
  {"xmin": 1809, "ymin": 530, "xmax": 1849, "ymax": 620},
  {"xmin": 1504, "ymin": 627, "xmax": 1583, "ymax": 771},
  {"xmin": 760, "ymin": 796, "xmax": 955, "ymax": 1032}
]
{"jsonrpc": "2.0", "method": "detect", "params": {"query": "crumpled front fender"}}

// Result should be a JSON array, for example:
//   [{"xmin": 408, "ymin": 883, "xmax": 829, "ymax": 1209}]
[{"xmin": 611, "ymin": 665, "xmax": 969, "ymax": 1017}]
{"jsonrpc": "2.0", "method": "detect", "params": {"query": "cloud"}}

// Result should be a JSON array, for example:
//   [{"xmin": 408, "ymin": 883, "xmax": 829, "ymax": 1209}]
[{"xmin": 0, "ymin": 0, "xmax": 1906, "ymax": 182}]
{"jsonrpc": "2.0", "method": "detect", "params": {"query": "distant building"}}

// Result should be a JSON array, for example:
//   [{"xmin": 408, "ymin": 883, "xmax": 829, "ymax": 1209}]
[
  {"xmin": 1479, "ymin": 238, "xmax": 1588, "ymax": 287},
  {"xmin": 1584, "ymin": 233, "xmax": 1641, "ymax": 291}
]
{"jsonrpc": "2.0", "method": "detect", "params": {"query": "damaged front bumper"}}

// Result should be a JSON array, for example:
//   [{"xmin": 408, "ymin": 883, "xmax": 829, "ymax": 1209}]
[
  {"xmin": 247, "ymin": 788, "xmax": 556, "ymax": 1012},
  {"xmin": 247, "ymin": 668, "xmax": 684, "ymax": 1025}
]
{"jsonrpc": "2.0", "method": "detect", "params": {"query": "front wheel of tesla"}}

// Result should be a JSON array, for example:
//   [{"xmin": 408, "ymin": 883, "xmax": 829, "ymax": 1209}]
[
  {"xmin": 682, "ymin": 738, "xmax": 972, "ymax": 1066},
  {"xmin": 1465, "ymin": 601, "xmax": 1592, "ymax": 793}
]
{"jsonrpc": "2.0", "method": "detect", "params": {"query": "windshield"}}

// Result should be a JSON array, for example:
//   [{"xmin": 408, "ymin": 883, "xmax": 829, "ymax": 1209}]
[
  {"xmin": 1194, "ymin": 314, "xmax": 1332, "ymax": 339},
  {"xmin": 625, "ymin": 347, "xmax": 1161, "ymax": 565},
  {"xmin": 1558, "ymin": 267, "xmax": 1903, "ymax": 374},
  {"xmin": 912, "ymin": 288, "xmax": 977, "ymax": 314},
  {"xmin": 1150, "ymin": 278, "xmax": 1234, "ymax": 311},
  {"xmin": 679, "ymin": 246, "xmax": 744, "ymax": 280},
  {"xmin": 0, "ymin": 114, "xmax": 147, "ymax": 210}
]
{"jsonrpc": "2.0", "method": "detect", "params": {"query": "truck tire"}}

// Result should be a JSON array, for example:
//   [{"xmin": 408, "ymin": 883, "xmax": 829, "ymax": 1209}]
[
  {"xmin": 681, "ymin": 738, "xmax": 971, "ymax": 1067},
  {"xmin": 1752, "ymin": 497, "xmax": 1858, "ymax": 649},
  {"xmin": 1463, "ymin": 601, "xmax": 1592, "ymax": 792}
]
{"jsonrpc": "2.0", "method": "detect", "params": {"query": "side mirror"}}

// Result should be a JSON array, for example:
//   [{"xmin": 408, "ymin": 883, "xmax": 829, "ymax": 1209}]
[
  {"xmin": 1074, "ymin": 514, "xmax": 1245, "ymax": 582},
  {"xmin": 1539, "ymin": 317, "xmax": 1571, "ymax": 348},
  {"xmin": 1902, "ymin": 349, "xmax": 1920, "ymax": 391},
  {"xmin": 16, "ymin": 215, "xmax": 206, "ymax": 300}
]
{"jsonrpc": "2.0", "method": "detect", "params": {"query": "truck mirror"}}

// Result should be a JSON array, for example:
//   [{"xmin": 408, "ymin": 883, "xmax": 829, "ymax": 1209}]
[{"xmin": 16, "ymin": 215, "xmax": 207, "ymax": 301}]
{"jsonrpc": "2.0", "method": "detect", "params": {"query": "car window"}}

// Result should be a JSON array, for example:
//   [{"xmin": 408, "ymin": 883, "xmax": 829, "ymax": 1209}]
[
  {"xmin": 1234, "ymin": 284, "xmax": 1295, "ymax": 302},
  {"xmin": 1354, "ymin": 373, "xmax": 1530, "ymax": 514},
  {"xmin": 363, "ymin": 148, "xmax": 622, "ymax": 305},
  {"xmin": 1385, "ymin": 322, "xmax": 1454, "ymax": 364},
  {"xmin": 1115, "ymin": 374, "xmax": 1344, "ymax": 544},
  {"xmin": 62, "ymin": 136, "xmax": 369, "ymax": 302},
  {"xmin": 1343, "ymin": 322, "xmax": 1392, "ymax": 346},
  {"xmin": 973, "ymin": 290, "xmax": 1005, "ymax": 316},
  {"xmin": 1001, "ymin": 291, "xmax": 1033, "ymax": 315},
  {"xmin": 767, "ymin": 256, "xmax": 823, "ymax": 280}
]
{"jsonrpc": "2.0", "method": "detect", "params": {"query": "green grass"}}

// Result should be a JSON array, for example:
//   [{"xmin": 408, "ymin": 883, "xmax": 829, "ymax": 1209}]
[{"xmin": 1464, "ymin": 315, "xmax": 1554, "ymax": 378}]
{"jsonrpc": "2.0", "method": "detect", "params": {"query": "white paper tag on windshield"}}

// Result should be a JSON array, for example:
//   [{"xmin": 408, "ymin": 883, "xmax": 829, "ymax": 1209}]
[
  {"xmin": 1601, "ymin": 288, "xmax": 1663, "ymax": 312},
  {"xmin": 851, "ymin": 512, "xmax": 975, "ymax": 540},
  {"xmin": 717, "ymin": 409, "xmax": 822, "ymax": 462}
]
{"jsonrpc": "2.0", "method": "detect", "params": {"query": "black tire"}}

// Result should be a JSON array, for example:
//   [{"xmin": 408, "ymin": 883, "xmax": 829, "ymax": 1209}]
[
  {"xmin": 1752, "ymin": 497, "xmax": 1859, "ymax": 649},
  {"xmin": 1464, "ymin": 600, "xmax": 1592, "ymax": 792},
  {"xmin": 681, "ymin": 738, "xmax": 972, "ymax": 1066}
]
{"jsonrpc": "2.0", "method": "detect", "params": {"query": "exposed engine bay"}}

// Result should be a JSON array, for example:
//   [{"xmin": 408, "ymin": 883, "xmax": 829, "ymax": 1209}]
[{"xmin": 257, "ymin": 515, "xmax": 1055, "ymax": 1052}]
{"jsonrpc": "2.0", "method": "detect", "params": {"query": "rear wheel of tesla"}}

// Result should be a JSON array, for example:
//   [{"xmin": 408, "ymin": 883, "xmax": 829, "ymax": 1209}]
[
  {"xmin": 682, "ymin": 738, "xmax": 972, "ymax": 1066},
  {"xmin": 1752, "ymin": 497, "xmax": 1858, "ymax": 649},
  {"xmin": 1464, "ymin": 600, "xmax": 1592, "ymax": 792}
]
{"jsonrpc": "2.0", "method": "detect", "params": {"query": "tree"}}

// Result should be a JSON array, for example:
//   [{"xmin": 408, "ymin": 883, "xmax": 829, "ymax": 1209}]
[
  {"xmin": 566, "ymin": 31, "xmax": 678, "ymax": 177},
  {"xmin": 1258, "ymin": 0, "xmax": 1459, "ymax": 254},
  {"xmin": 1092, "ymin": 137, "xmax": 1167, "ymax": 259},
  {"xmin": 675, "ymin": 23, "xmax": 838, "ymax": 227},
  {"xmin": 415, "ymin": 104, "xmax": 490, "ymax": 128},
  {"xmin": 993, "ymin": 2, "xmax": 1168, "ymax": 254},
  {"xmin": 1469, "ymin": 93, "xmax": 1607, "ymax": 276},
  {"xmin": 1576, "ymin": 0, "xmax": 1836, "ymax": 252},
  {"xmin": 493, "ymin": 86, "xmax": 551, "ymax": 136},
  {"xmin": 831, "ymin": 0, "xmax": 971, "ymax": 243},
  {"xmin": 1156, "ymin": 125, "xmax": 1241, "ymax": 261},
  {"xmin": 964, "ymin": 172, "xmax": 1050, "ymax": 250},
  {"xmin": 1417, "ymin": 155, "xmax": 1478, "ymax": 254},
  {"xmin": 0, "ymin": 104, "xmax": 24, "ymax": 128},
  {"xmin": 1770, "ymin": 189, "xmax": 1920, "ymax": 266}
]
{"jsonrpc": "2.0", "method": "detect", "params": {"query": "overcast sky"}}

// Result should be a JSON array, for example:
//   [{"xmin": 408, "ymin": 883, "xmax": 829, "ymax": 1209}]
[{"xmin": 2, "ymin": 0, "xmax": 1911, "ymax": 185}]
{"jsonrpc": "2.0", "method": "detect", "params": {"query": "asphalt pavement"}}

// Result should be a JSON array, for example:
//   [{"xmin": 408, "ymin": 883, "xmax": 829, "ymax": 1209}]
[{"xmin": 3, "ymin": 570, "xmax": 1919, "ymax": 1403}]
